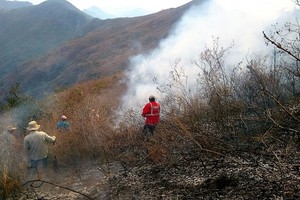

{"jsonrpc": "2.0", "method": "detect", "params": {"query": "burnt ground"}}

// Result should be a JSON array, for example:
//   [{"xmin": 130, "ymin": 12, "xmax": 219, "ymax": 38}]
[
  {"xmin": 7, "ymin": 144, "xmax": 300, "ymax": 200},
  {"xmin": 109, "ymin": 149, "xmax": 300, "ymax": 200}
]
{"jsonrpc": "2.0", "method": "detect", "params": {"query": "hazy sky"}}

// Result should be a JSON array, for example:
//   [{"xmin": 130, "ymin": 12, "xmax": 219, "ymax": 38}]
[{"xmin": 12, "ymin": 0, "xmax": 192, "ymax": 14}]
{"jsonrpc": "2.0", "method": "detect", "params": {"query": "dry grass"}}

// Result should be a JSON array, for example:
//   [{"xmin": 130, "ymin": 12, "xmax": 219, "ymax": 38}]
[
  {"xmin": 0, "ymin": 166, "xmax": 21, "ymax": 199},
  {"xmin": 29, "ymin": 73, "xmax": 126, "ymax": 166}
]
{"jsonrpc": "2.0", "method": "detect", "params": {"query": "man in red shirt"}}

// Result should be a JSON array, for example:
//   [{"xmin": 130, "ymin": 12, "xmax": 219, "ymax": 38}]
[{"xmin": 142, "ymin": 95, "xmax": 160, "ymax": 135}]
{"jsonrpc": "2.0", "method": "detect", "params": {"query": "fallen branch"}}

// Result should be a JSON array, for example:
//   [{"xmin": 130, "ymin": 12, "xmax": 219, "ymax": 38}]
[{"xmin": 22, "ymin": 179, "xmax": 95, "ymax": 200}]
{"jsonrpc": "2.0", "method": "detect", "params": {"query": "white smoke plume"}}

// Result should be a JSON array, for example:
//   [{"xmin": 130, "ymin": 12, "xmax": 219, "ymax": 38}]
[{"xmin": 119, "ymin": 0, "xmax": 298, "ymax": 114}]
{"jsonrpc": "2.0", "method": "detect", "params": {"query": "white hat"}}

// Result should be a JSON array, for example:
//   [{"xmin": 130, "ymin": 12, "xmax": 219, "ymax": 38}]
[
  {"xmin": 26, "ymin": 121, "xmax": 41, "ymax": 131},
  {"xmin": 7, "ymin": 126, "xmax": 17, "ymax": 131}
]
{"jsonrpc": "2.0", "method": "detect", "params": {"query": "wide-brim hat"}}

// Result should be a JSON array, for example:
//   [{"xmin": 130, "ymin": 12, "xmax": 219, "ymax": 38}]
[
  {"xmin": 26, "ymin": 121, "xmax": 40, "ymax": 131},
  {"xmin": 7, "ymin": 125, "xmax": 17, "ymax": 131}
]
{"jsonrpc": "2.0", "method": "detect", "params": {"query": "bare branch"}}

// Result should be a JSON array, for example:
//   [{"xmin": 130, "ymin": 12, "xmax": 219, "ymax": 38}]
[
  {"xmin": 263, "ymin": 89, "xmax": 300, "ymax": 124},
  {"xmin": 266, "ymin": 109, "xmax": 300, "ymax": 134},
  {"xmin": 263, "ymin": 31, "xmax": 300, "ymax": 61}
]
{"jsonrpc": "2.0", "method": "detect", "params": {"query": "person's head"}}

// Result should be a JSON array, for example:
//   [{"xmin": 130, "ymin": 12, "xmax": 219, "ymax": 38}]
[
  {"xmin": 149, "ymin": 95, "xmax": 156, "ymax": 102},
  {"xmin": 26, "ymin": 121, "xmax": 40, "ymax": 131},
  {"xmin": 61, "ymin": 115, "xmax": 67, "ymax": 121},
  {"xmin": 7, "ymin": 125, "xmax": 17, "ymax": 133}
]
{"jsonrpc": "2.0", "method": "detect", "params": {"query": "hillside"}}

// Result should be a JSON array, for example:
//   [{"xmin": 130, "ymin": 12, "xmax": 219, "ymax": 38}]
[
  {"xmin": 83, "ymin": 6, "xmax": 116, "ymax": 19},
  {"xmin": 0, "ymin": 0, "xmax": 201, "ymax": 100},
  {"xmin": 0, "ymin": 0, "xmax": 100, "ymax": 99},
  {"xmin": 0, "ymin": 0, "xmax": 32, "ymax": 12}
]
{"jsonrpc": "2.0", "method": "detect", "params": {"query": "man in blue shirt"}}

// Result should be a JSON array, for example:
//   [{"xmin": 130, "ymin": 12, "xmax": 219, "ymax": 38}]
[{"xmin": 56, "ymin": 115, "xmax": 70, "ymax": 132}]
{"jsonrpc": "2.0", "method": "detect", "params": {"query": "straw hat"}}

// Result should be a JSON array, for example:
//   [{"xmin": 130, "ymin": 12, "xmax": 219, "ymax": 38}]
[
  {"xmin": 7, "ymin": 125, "xmax": 17, "ymax": 131},
  {"xmin": 26, "ymin": 121, "xmax": 41, "ymax": 131}
]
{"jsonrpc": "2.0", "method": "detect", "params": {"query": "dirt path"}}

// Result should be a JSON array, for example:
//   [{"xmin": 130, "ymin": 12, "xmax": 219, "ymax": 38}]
[{"xmin": 15, "ymin": 161, "xmax": 124, "ymax": 200}]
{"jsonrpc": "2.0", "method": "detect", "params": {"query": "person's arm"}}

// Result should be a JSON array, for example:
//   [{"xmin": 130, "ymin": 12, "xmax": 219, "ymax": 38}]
[
  {"xmin": 142, "ymin": 103, "xmax": 150, "ymax": 117},
  {"xmin": 42, "ymin": 132, "xmax": 56, "ymax": 144},
  {"xmin": 23, "ymin": 138, "xmax": 31, "ymax": 152}
]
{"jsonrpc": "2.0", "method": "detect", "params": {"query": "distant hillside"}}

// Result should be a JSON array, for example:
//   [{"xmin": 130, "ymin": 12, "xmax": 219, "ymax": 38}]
[
  {"xmin": 83, "ymin": 6, "xmax": 116, "ymax": 19},
  {"xmin": 0, "ymin": 0, "xmax": 203, "ymax": 100},
  {"xmin": 0, "ymin": 0, "xmax": 32, "ymax": 12},
  {"xmin": 83, "ymin": 6, "xmax": 152, "ymax": 19},
  {"xmin": 121, "ymin": 8, "xmax": 152, "ymax": 18},
  {"xmin": 0, "ymin": 0, "xmax": 97, "ymax": 75}
]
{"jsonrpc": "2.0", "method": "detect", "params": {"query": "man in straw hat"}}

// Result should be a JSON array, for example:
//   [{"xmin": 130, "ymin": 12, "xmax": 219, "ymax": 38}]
[
  {"xmin": 24, "ymin": 121, "xmax": 56, "ymax": 179},
  {"xmin": 0, "ymin": 125, "xmax": 18, "ymax": 167},
  {"xmin": 1, "ymin": 125, "xmax": 17, "ymax": 146}
]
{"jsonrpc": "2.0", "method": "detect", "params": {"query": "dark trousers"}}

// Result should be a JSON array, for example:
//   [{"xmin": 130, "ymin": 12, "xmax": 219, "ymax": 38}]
[
  {"xmin": 28, "ymin": 157, "xmax": 48, "ymax": 179},
  {"xmin": 143, "ymin": 124, "xmax": 156, "ymax": 135}
]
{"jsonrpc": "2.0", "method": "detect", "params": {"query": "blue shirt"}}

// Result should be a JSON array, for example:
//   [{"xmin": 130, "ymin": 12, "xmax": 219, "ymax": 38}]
[{"xmin": 56, "ymin": 121, "xmax": 70, "ymax": 131}]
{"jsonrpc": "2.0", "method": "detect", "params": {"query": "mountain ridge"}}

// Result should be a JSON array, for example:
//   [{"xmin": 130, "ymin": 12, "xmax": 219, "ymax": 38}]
[
  {"xmin": 0, "ymin": 0, "xmax": 203, "ymax": 100},
  {"xmin": 0, "ymin": 0, "xmax": 32, "ymax": 12},
  {"xmin": 0, "ymin": 0, "xmax": 96, "ymax": 76},
  {"xmin": 83, "ymin": 6, "xmax": 116, "ymax": 19}
]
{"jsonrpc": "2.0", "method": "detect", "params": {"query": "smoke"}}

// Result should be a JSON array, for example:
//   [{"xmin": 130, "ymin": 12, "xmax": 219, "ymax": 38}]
[{"xmin": 119, "ymin": 0, "xmax": 298, "ymax": 113}]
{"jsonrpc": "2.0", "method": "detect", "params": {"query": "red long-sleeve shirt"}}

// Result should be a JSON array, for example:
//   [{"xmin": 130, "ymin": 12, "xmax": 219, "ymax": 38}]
[{"xmin": 142, "ymin": 101, "xmax": 160, "ymax": 125}]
